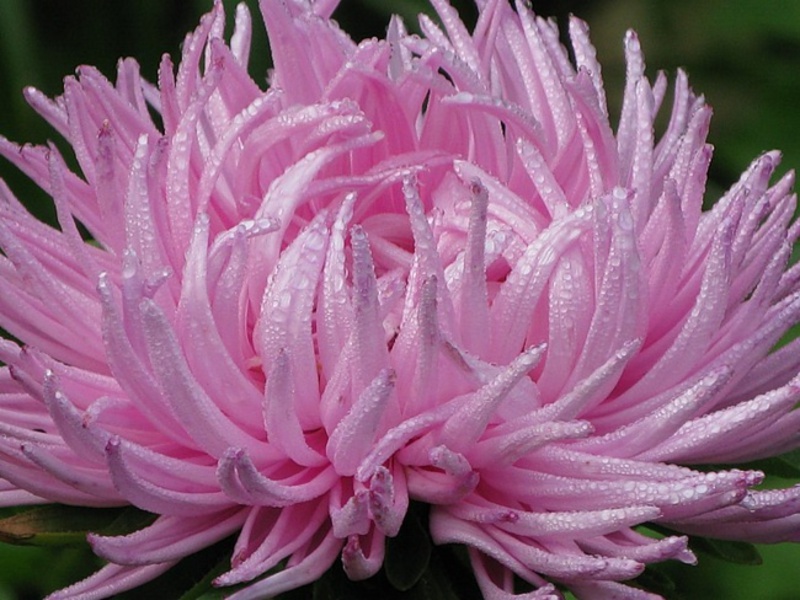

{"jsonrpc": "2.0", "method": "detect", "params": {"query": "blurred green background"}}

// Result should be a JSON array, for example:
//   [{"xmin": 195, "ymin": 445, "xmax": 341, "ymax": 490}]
[{"xmin": 0, "ymin": 0, "xmax": 799, "ymax": 598}]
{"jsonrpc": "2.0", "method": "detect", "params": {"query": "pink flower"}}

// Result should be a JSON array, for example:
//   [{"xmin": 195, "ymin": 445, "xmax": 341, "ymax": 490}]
[{"xmin": 1, "ymin": 0, "xmax": 799, "ymax": 598}]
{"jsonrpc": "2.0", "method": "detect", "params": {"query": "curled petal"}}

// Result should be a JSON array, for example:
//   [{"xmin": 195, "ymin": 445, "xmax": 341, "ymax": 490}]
[
  {"xmin": 217, "ymin": 447, "xmax": 337, "ymax": 507},
  {"xmin": 106, "ymin": 437, "xmax": 230, "ymax": 516}
]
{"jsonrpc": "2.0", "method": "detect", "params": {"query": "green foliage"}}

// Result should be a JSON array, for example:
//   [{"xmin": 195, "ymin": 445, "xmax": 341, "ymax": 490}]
[
  {"xmin": 690, "ymin": 537, "xmax": 763, "ymax": 566},
  {"xmin": 684, "ymin": 446, "xmax": 800, "ymax": 484},
  {"xmin": 633, "ymin": 563, "xmax": 680, "ymax": 600},
  {"xmin": 740, "ymin": 453, "xmax": 800, "ymax": 481},
  {"xmin": 0, "ymin": 543, "xmax": 102, "ymax": 599},
  {"xmin": 385, "ymin": 503, "xmax": 433, "ymax": 591},
  {"xmin": 0, "ymin": 505, "xmax": 154, "ymax": 547},
  {"xmin": 177, "ymin": 552, "xmax": 237, "ymax": 600},
  {"xmin": 302, "ymin": 542, "xmax": 476, "ymax": 600},
  {"xmin": 583, "ymin": 0, "xmax": 800, "ymax": 191}
]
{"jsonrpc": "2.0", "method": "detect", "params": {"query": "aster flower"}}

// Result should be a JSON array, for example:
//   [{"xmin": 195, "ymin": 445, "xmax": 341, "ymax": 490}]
[{"xmin": 1, "ymin": 0, "xmax": 799, "ymax": 598}]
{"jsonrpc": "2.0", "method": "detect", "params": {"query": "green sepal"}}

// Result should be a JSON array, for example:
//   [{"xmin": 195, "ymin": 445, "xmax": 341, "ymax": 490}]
[
  {"xmin": 0, "ymin": 505, "xmax": 155, "ymax": 547},
  {"xmin": 384, "ymin": 502, "xmax": 433, "ymax": 591},
  {"xmin": 690, "ymin": 536, "xmax": 763, "ymax": 565}
]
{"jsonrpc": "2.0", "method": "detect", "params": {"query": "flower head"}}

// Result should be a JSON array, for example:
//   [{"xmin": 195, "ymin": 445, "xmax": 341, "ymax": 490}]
[{"xmin": 1, "ymin": 1, "xmax": 799, "ymax": 599}]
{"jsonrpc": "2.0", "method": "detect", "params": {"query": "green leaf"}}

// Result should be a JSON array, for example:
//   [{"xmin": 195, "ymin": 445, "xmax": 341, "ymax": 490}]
[
  {"xmin": 312, "ymin": 561, "xmax": 366, "ymax": 600},
  {"xmin": 306, "ymin": 533, "xmax": 477, "ymax": 600},
  {"xmin": 435, "ymin": 544, "xmax": 482, "ymax": 600},
  {"xmin": 634, "ymin": 563, "xmax": 681, "ymax": 599},
  {"xmin": 0, "ymin": 505, "xmax": 153, "ymax": 547},
  {"xmin": 777, "ymin": 448, "xmax": 800, "ymax": 471},
  {"xmin": 743, "ymin": 455, "xmax": 800, "ymax": 480},
  {"xmin": 404, "ymin": 547, "xmax": 462, "ymax": 600},
  {"xmin": 97, "ymin": 506, "xmax": 159, "ymax": 537},
  {"xmin": 690, "ymin": 536, "xmax": 763, "ymax": 566},
  {"xmin": 177, "ymin": 551, "xmax": 237, "ymax": 600},
  {"xmin": 384, "ymin": 503, "xmax": 433, "ymax": 591}
]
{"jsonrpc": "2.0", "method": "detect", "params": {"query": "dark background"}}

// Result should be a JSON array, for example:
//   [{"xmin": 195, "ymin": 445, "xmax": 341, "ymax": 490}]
[{"xmin": 0, "ymin": 1, "xmax": 799, "ymax": 598}]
